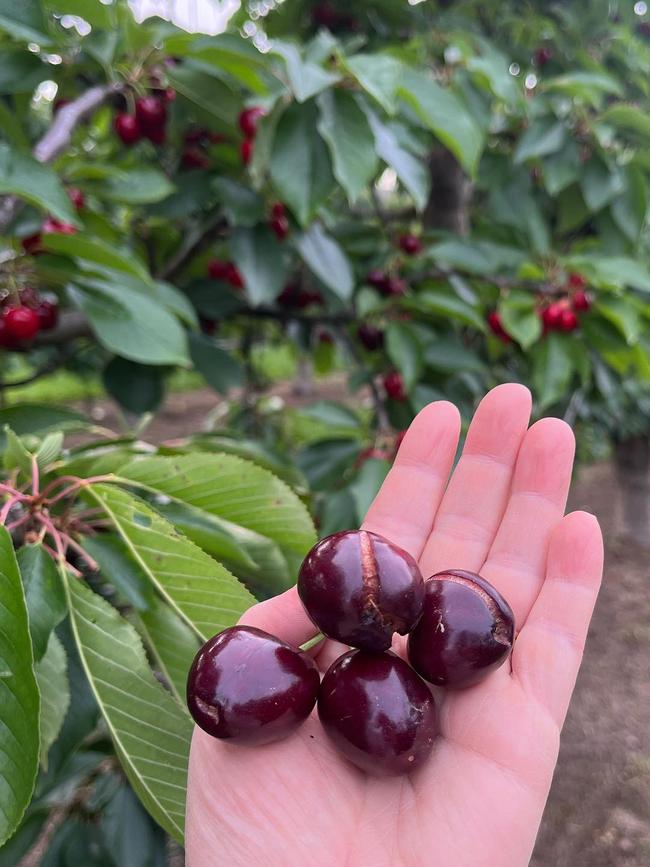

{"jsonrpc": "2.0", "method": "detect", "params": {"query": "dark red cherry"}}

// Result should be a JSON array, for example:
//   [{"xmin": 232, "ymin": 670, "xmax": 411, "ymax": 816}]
[
  {"xmin": 486, "ymin": 310, "xmax": 511, "ymax": 343},
  {"xmin": 240, "ymin": 138, "xmax": 253, "ymax": 165},
  {"xmin": 408, "ymin": 570, "xmax": 515, "ymax": 689},
  {"xmin": 182, "ymin": 147, "xmax": 211, "ymax": 169},
  {"xmin": 366, "ymin": 269, "xmax": 389, "ymax": 292},
  {"xmin": 238, "ymin": 106, "xmax": 265, "ymax": 138},
  {"xmin": 384, "ymin": 276, "xmax": 408, "ymax": 297},
  {"xmin": 357, "ymin": 323, "xmax": 384, "ymax": 351},
  {"xmin": 135, "ymin": 95, "xmax": 167, "ymax": 130},
  {"xmin": 67, "ymin": 187, "xmax": 85, "ymax": 210},
  {"xmin": 558, "ymin": 308, "xmax": 579, "ymax": 332},
  {"xmin": 383, "ymin": 370, "xmax": 407, "ymax": 401},
  {"xmin": 3, "ymin": 306, "xmax": 40, "ymax": 341},
  {"xmin": 270, "ymin": 214, "xmax": 290, "ymax": 240},
  {"xmin": 35, "ymin": 299, "xmax": 59, "ymax": 331},
  {"xmin": 398, "ymin": 234, "xmax": 422, "ymax": 255},
  {"xmin": 187, "ymin": 626, "xmax": 320, "ymax": 745},
  {"xmin": 143, "ymin": 124, "xmax": 166, "ymax": 145},
  {"xmin": 298, "ymin": 529, "xmax": 424, "ymax": 652},
  {"xmin": 572, "ymin": 289, "xmax": 591, "ymax": 312},
  {"xmin": 318, "ymin": 650, "xmax": 437, "ymax": 775},
  {"xmin": 114, "ymin": 113, "xmax": 141, "ymax": 145}
]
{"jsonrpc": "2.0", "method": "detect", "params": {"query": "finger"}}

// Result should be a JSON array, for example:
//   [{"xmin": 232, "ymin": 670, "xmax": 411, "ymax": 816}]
[
  {"xmin": 362, "ymin": 400, "xmax": 461, "ymax": 559},
  {"xmin": 419, "ymin": 383, "xmax": 532, "ymax": 577},
  {"xmin": 512, "ymin": 511, "xmax": 603, "ymax": 728},
  {"xmin": 481, "ymin": 417, "xmax": 575, "ymax": 626},
  {"xmin": 239, "ymin": 587, "xmax": 315, "ymax": 648}
]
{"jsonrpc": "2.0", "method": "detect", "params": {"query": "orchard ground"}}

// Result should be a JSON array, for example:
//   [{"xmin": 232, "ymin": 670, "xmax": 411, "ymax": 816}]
[{"xmin": 49, "ymin": 379, "xmax": 650, "ymax": 866}]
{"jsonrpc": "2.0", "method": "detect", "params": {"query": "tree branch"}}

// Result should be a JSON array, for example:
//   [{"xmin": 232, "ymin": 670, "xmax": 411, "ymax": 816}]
[{"xmin": 0, "ymin": 84, "xmax": 119, "ymax": 234}]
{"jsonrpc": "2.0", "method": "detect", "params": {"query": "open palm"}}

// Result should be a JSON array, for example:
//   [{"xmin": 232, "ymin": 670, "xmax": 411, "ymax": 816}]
[{"xmin": 186, "ymin": 384, "xmax": 603, "ymax": 867}]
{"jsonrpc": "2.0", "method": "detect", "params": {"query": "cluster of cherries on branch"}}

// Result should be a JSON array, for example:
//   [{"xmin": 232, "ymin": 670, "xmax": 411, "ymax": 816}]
[
  {"xmin": 187, "ymin": 528, "xmax": 514, "ymax": 775},
  {"xmin": 488, "ymin": 272, "xmax": 592, "ymax": 344}
]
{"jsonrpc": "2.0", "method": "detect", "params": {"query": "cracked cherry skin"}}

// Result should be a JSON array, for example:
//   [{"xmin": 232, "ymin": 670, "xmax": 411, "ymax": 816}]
[
  {"xmin": 187, "ymin": 626, "xmax": 320, "ymax": 746},
  {"xmin": 298, "ymin": 530, "xmax": 425, "ymax": 652},
  {"xmin": 318, "ymin": 650, "xmax": 437, "ymax": 775},
  {"xmin": 408, "ymin": 570, "xmax": 515, "ymax": 689}
]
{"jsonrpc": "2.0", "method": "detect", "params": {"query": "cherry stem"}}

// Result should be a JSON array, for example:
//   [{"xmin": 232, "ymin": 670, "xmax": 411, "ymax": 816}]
[
  {"xmin": 0, "ymin": 482, "xmax": 23, "ymax": 498},
  {"xmin": 46, "ymin": 474, "xmax": 115, "ymax": 506},
  {"xmin": 6, "ymin": 513, "xmax": 31, "ymax": 533},
  {"xmin": 299, "ymin": 633, "xmax": 325, "ymax": 653},
  {"xmin": 0, "ymin": 496, "xmax": 20, "ymax": 525},
  {"xmin": 61, "ymin": 534, "xmax": 99, "ymax": 572},
  {"xmin": 36, "ymin": 512, "xmax": 67, "ymax": 562}
]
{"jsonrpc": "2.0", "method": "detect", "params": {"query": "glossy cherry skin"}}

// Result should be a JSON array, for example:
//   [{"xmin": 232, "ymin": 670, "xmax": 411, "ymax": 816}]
[
  {"xmin": 398, "ymin": 234, "xmax": 422, "ymax": 255},
  {"xmin": 318, "ymin": 650, "xmax": 437, "ymax": 775},
  {"xmin": 383, "ymin": 370, "xmax": 407, "ymax": 401},
  {"xmin": 187, "ymin": 626, "xmax": 320, "ymax": 746},
  {"xmin": 4, "ymin": 306, "xmax": 40, "ymax": 341},
  {"xmin": 572, "ymin": 289, "xmax": 591, "ymax": 312},
  {"xmin": 357, "ymin": 323, "xmax": 384, "ymax": 351},
  {"xmin": 135, "ymin": 95, "xmax": 167, "ymax": 130},
  {"xmin": 298, "ymin": 530, "xmax": 424, "ymax": 652},
  {"xmin": 35, "ymin": 300, "xmax": 59, "ymax": 331},
  {"xmin": 408, "ymin": 570, "xmax": 515, "ymax": 689},
  {"xmin": 114, "ymin": 113, "xmax": 141, "ymax": 145}
]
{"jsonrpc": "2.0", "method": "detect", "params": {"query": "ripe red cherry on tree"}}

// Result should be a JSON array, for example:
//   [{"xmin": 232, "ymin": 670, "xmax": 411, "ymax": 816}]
[
  {"xmin": 534, "ymin": 46, "xmax": 553, "ymax": 66},
  {"xmin": 357, "ymin": 322, "xmax": 384, "ymax": 351},
  {"xmin": 67, "ymin": 187, "xmax": 85, "ymax": 210},
  {"xmin": 384, "ymin": 370, "xmax": 407, "ymax": 401},
  {"xmin": 3, "ymin": 306, "xmax": 40, "ymax": 342},
  {"xmin": 182, "ymin": 147, "xmax": 211, "ymax": 170},
  {"xmin": 567, "ymin": 272, "xmax": 587, "ymax": 290},
  {"xmin": 135, "ymin": 95, "xmax": 167, "ymax": 131},
  {"xmin": 384, "ymin": 276, "xmax": 408, "ymax": 297},
  {"xmin": 35, "ymin": 299, "xmax": 59, "ymax": 331},
  {"xmin": 22, "ymin": 217, "xmax": 77, "ymax": 255},
  {"xmin": 398, "ymin": 234, "xmax": 422, "ymax": 256},
  {"xmin": 269, "ymin": 202, "xmax": 290, "ymax": 240},
  {"xmin": 572, "ymin": 289, "xmax": 591, "ymax": 312},
  {"xmin": 238, "ymin": 106, "xmax": 265, "ymax": 138},
  {"xmin": 486, "ymin": 310, "xmax": 511, "ymax": 343},
  {"xmin": 558, "ymin": 308, "xmax": 579, "ymax": 332},
  {"xmin": 114, "ymin": 113, "xmax": 141, "ymax": 145},
  {"xmin": 541, "ymin": 301, "xmax": 564, "ymax": 331},
  {"xmin": 240, "ymin": 138, "xmax": 253, "ymax": 166}
]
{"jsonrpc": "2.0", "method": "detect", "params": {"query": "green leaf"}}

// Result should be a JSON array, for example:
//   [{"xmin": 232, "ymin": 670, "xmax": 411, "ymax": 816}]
[
  {"xmin": 86, "ymin": 484, "xmax": 255, "ymax": 640},
  {"xmin": 543, "ymin": 71, "xmax": 622, "ymax": 102},
  {"xmin": 294, "ymin": 223, "xmax": 354, "ymax": 300},
  {"xmin": 598, "ymin": 104, "xmax": 650, "ymax": 141},
  {"xmin": 116, "ymin": 453, "xmax": 316, "ymax": 574},
  {"xmin": 0, "ymin": 527, "xmax": 39, "ymax": 848},
  {"xmin": 317, "ymin": 90, "xmax": 378, "ymax": 202},
  {"xmin": 350, "ymin": 459, "xmax": 390, "ymax": 522},
  {"xmin": 44, "ymin": 234, "xmax": 150, "ymax": 283},
  {"xmin": 365, "ymin": 110, "xmax": 429, "ymax": 211},
  {"xmin": 0, "ymin": 0, "xmax": 49, "ymax": 43},
  {"xmin": 297, "ymin": 401, "xmax": 360, "ymax": 429},
  {"xmin": 64, "ymin": 573, "xmax": 192, "ymax": 842},
  {"xmin": 543, "ymin": 141, "xmax": 581, "ymax": 195},
  {"xmin": 103, "ymin": 358, "xmax": 165, "ymax": 415},
  {"xmin": 99, "ymin": 169, "xmax": 175, "ymax": 205},
  {"xmin": 297, "ymin": 439, "xmax": 361, "ymax": 491},
  {"xmin": 399, "ymin": 69, "xmax": 484, "ymax": 176},
  {"xmin": 610, "ymin": 166, "xmax": 647, "ymax": 242},
  {"xmin": 101, "ymin": 784, "xmax": 163, "ymax": 867},
  {"xmin": 498, "ymin": 294, "xmax": 543, "ymax": 349},
  {"xmin": 514, "ymin": 118, "xmax": 567, "ymax": 163},
  {"xmin": 17, "ymin": 545, "xmax": 66, "ymax": 662},
  {"xmin": 386, "ymin": 322, "xmax": 424, "ymax": 390},
  {"xmin": 35, "ymin": 432, "xmax": 64, "ymax": 471},
  {"xmin": 166, "ymin": 65, "xmax": 238, "ymax": 124},
  {"xmin": 188, "ymin": 333, "xmax": 245, "ymax": 393},
  {"xmin": 581, "ymin": 158, "xmax": 625, "ymax": 212},
  {"xmin": 532, "ymin": 333, "xmax": 576, "ymax": 408},
  {"xmin": 45, "ymin": 0, "xmax": 115, "ymax": 28},
  {"xmin": 68, "ymin": 282, "xmax": 189, "ymax": 367},
  {"xmin": 171, "ymin": 34, "xmax": 269, "ymax": 94},
  {"xmin": 35, "ymin": 633, "xmax": 69, "ymax": 771},
  {"xmin": 231, "ymin": 225, "xmax": 289, "ymax": 306},
  {"xmin": 0, "ymin": 49, "xmax": 45, "ymax": 94},
  {"xmin": 80, "ymin": 534, "xmax": 153, "ymax": 612},
  {"xmin": 138, "ymin": 596, "xmax": 200, "ymax": 706},
  {"xmin": 343, "ymin": 53, "xmax": 402, "ymax": 114},
  {"xmin": 563, "ymin": 255, "xmax": 650, "ymax": 292},
  {"xmin": 424, "ymin": 335, "xmax": 487, "ymax": 374},
  {"xmin": 595, "ymin": 298, "xmax": 641, "ymax": 344},
  {"xmin": 0, "ymin": 144, "xmax": 76, "ymax": 224},
  {"xmin": 428, "ymin": 238, "xmax": 527, "ymax": 274},
  {"xmin": 2, "ymin": 426, "xmax": 32, "ymax": 474},
  {"xmin": 412, "ymin": 287, "xmax": 485, "ymax": 330},
  {"xmin": 213, "ymin": 178, "xmax": 265, "ymax": 227},
  {"xmin": 270, "ymin": 101, "xmax": 335, "ymax": 225},
  {"xmin": 273, "ymin": 41, "xmax": 340, "ymax": 102},
  {"xmin": 0, "ymin": 405, "xmax": 86, "ymax": 450}
]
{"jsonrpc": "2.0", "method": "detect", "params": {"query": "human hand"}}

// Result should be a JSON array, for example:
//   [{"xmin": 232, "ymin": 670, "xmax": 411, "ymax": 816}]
[{"xmin": 186, "ymin": 384, "xmax": 603, "ymax": 867}]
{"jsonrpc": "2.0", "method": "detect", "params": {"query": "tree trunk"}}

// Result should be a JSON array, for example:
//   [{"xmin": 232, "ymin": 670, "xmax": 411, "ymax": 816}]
[
  {"xmin": 613, "ymin": 435, "xmax": 650, "ymax": 546},
  {"xmin": 424, "ymin": 147, "xmax": 472, "ymax": 234}
]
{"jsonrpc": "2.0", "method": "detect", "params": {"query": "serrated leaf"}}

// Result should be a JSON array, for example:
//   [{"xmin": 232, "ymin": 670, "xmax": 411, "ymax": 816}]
[
  {"xmin": 35, "ymin": 633, "xmax": 69, "ymax": 771},
  {"xmin": 86, "ymin": 484, "xmax": 255, "ymax": 640},
  {"xmin": 17, "ymin": 545, "xmax": 66, "ymax": 662},
  {"xmin": 0, "ymin": 144, "xmax": 75, "ymax": 223},
  {"xmin": 64, "ymin": 573, "xmax": 191, "ymax": 842},
  {"xmin": 2, "ymin": 425, "xmax": 32, "ymax": 474},
  {"xmin": 0, "ymin": 526, "xmax": 39, "ymax": 848},
  {"xmin": 294, "ymin": 223, "xmax": 354, "ymax": 300},
  {"xmin": 116, "ymin": 453, "xmax": 316, "ymax": 575},
  {"xmin": 398, "ymin": 69, "xmax": 484, "ymax": 176},
  {"xmin": 317, "ymin": 90, "xmax": 378, "ymax": 202},
  {"xmin": 270, "ymin": 101, "xmax": 335, "ymax": 225},
  {"xmin": 138, "ymin": 596, "xmax": 200, "ymax": 706},
  {"xmin": 0, "ymin": 406, "xmax": 87, "ymax": 450},
  {"xmin": 35, "ymin": 432, "xmax": 63, "ymax": 470}
]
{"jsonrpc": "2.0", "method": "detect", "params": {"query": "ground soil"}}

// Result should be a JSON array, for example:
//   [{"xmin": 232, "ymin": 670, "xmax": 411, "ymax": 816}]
[{"xmin": 69, "ymin": 385, "xmax": 650, "ymax": 867}]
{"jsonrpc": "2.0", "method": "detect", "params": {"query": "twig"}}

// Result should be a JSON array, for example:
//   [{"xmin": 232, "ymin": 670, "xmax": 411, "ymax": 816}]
[
  {"xmin": 338, "ymin": 328, "xmax": 390, "ymax": 433},
  {"xmin": 0, "ymin": 84, "xmax": 120, "ymax": 234}
]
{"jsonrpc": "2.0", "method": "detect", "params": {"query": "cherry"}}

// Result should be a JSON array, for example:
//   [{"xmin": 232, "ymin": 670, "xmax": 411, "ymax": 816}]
[
  {"xmin": 486, "ymin": 310, "xmax": 511, "ymax": 343},
  {"xmin": 143, "ymin": 124, "xmax": 166, "ymax": 145},
  {"xmin": 0, "ymin": 316, "xmax": 13, "ymax": 348},
  {"xmin": 408, "ymin": 570, "xmax": 515, "ymax": 689},
  {"xmin": 239, "ymin": 106, "xmax": 265, "ymax": 138},
  {"xmin": 271, "ymin": 202, "xmax": 286, "ymax": 219},
  {"xmin": 558, "ymin": 308, "xmax": 579, "ymax": 332},
  {"xmin": 3, "ymin": 306, "xmax": 40, "ymax": 342},
  {"xmin": 182, "ymin": 147, "xmax": 211, "ymax": 170},
  {"xmin": 22, "ymin": 217, "xmax": 76, "ymax": 255},
  {"xmin": 572, "ymin": 289, "xmax": 591, "ymax": 312},
  {"xmin": 567, "ymin": 272, "xmax": 587, "ymax": 290},
  {"xmin": 357, "ymin": 323, "xmax": 384, "ymax": 351},
  {"xmin": 35, "ymin": 300, "xmax": 59, "ymax": 331},
  {"xmin": 384, "ymin": 276, "xmax": 408, "ymax": 297},
  {"xmin": 366, "ymin": 269, "xmax": 389, "ymax": 292},
  {"xmin": 187, "ymin": 626, "xmax": 319, "ymax": 745},
  {"xmin": 67, "ymin": 187, "xmax": 85, "ymax": 210},
  {"xmin": 240, "ymin": 139, "xmax": 253, "ymax": 166},
  {"xmin": 534, "ymin": 46, "xmax": 553, "ymax": 67},
  {"xmin": 318, "ymin": 650, "xmax": 437, "ymax": 775},
  {"xmin": 163, "ymin": 87, "xmax": 176, "ymax": 102},
  {"xmin": 398, "ymin": 234, "xmax": 422, "ymax": 256},
  {"xmin": 207, "ymin": 259, "xmax": 230, "ymax": 281},
  {"xmin": 225, "ymin": 262, "xmax": 244, "ymax": 289},
  {"xmin": 135, "ymin": 95, "xmax": 167, "ymax": 130},
  {"xmin": 383, "ymin": 370, "xmax": 407, "ymax": 401},
  {"xmin": 277, "ymin": 284, "xmax": 321, "ymax": 308},
  {"xmin": 114, "ymin": 113, "xmax": 141, "ymax": 145},
  {"xmin": 541, "ymin": 302, "xmax": 563, "ymax": 331},
  {"xmin": 298, "ymin": 529, "xmax": 424, "ymax": 652},
  {"xmin": 270, "ymin": 214, "xmax": 290, "ymax": 240}
]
